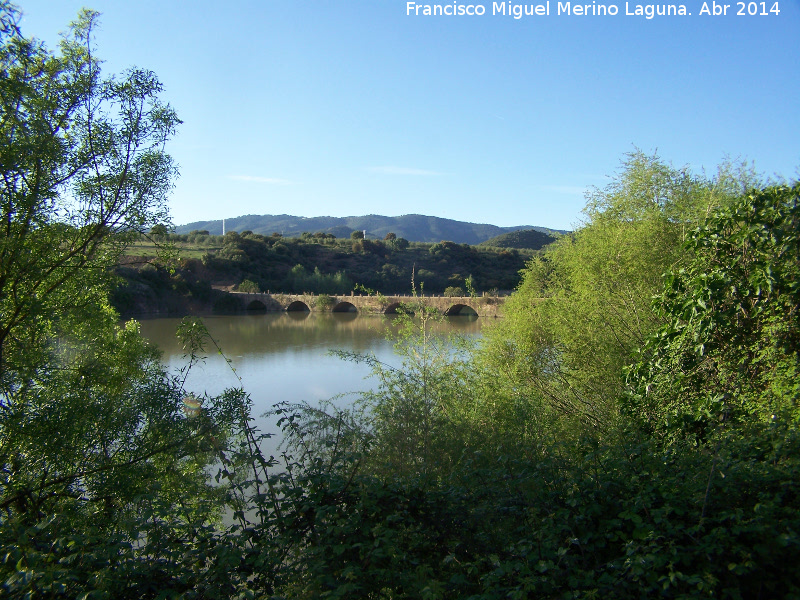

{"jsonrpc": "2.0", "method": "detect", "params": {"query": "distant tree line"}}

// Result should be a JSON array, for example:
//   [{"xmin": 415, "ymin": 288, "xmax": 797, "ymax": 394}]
[{"xmin": 116, "ymin": 226, "xmax": 534, "ymax": 309}]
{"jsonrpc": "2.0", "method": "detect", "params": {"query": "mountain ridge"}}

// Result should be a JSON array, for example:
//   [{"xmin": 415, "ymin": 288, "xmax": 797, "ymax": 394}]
[{"xmin": 175, "ymin": 213, "xmax": 567, "ymax": 245}]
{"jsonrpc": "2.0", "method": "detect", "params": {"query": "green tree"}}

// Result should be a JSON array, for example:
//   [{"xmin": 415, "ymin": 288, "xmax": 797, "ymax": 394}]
[
  {"xmin": 0, "ymin": 6, "xmax": 178, "ymax": 378},
  {"xmin": 237, "ymin": 278, "xmax": 260, "ymax": 293},
  {"xmin": 465, "ymin": 273, "xmax": 478, "ymax": 297},
  {"xmin": 0, "ymin": 8, "xmax": 245, "ymax": 597},
  {"xmin": 479, "ymin": 151, "xmax": 759, "ymax": 442},
  {"xmin": 392, "ymin": 236, "xmax": 409, "ymax": 251}
]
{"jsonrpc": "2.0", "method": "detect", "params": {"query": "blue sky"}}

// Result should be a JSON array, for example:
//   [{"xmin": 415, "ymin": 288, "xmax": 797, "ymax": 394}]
[{"xmin": 16, "ymin": 0, "xmax": 800, "ymax": 230}]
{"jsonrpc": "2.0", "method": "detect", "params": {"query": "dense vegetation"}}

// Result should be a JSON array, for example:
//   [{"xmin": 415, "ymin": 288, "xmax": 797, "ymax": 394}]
[
  {"xmin": 114, "ymin": 231, "xmax": 535, "ymax": 315},
  {"xmin": 477, "ymin": 227, "xmax": 557, "ymax": 250},
  {"xmin": 2, "ymin": 7, "xmax": 798, "ymax": 599}
]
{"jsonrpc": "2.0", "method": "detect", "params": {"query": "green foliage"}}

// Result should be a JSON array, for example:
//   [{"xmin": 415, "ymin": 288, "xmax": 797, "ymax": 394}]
[
  {"xmin": 390, "ymin": 236, "xmax": 410, "ymax": 251},
  {"xmin": 0, "ymin": 10, "xmax": 247, "ymax": 597},
  {"xmin": 286, "ymin": 264, "xmax": 352, "ymax": 294},
  {"xmin": 245, "ymin": 390, "xmax": 800, "ymax": 598},
  {"xmin": 443, "ymin": 285, "xmax": 464, "ymax": 297},
  {"xmin": 118, "ymin": 227, "xmax": 530, "ymax": 307},
  {"xmin": 465, "ymin": 274, "xmax": 477, "ymax": 297},
  {"xmin": 0, "ymin": 6, "xmax": 177, "ymax": 380},
  {"xmin": 360, "ymin": 238, "xmax": 386, "ymax": 255},
  {"xmin": 479, "ymin": 151, "xmax": 759, "ymax": 440},
  {"xmin": 236, "ymin": 278, "xmax": 261, "ymax": 293},
  {"xmin": 627, "ymin": 183, "xmax": 800, "ymax": 444},
  {"xmin": 354, "ymin": 282, "xmax": 375, "ymax": 295},
  {"xmin": 302, "ymin": 306, "xmax": 478, "ymax": 479},
  {"xmin": 478, "ymin": 227, "xmax": 557, "ymax": 250},
  {"xmin": 149, "ymin": 223, "xmax": 169, "ymax": 237},
  {"xmin": 1, "ymin": 2, "xmax": 179, "ymax": 403},
  {"xmin": 315, "ymin": 293, "xmax": 335, "ymax": 310}
]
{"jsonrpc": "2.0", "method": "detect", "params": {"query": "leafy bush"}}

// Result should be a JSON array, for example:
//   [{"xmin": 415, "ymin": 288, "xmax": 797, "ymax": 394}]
[
  {"xmin": 315, "ymin": 293, "xmax": 335, "ymax": 310},
  {"xmin": 627, "ymin": 183, "xmax": 800, "ymax": 444},
  {"xmin": 236, "ymin": 279, "xmax": 261, "ymax": 293}
]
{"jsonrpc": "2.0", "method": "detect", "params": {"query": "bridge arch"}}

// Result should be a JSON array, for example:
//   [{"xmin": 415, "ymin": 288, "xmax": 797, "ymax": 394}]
[
  {"xmin": 384, "ymin": 302, "xmax": 414, "ymax": 315},
  {"xmin": 286, "ymin": 300, "xmax": 310, "ymax": 312},
  {"xmin": 332, "ymin": 301, "xmax": 358, "ymax": 313},
  {"xmin": 245, "ymin": 299, "xmax": 267, "ymax": 311},
  {"xmin": 445, "ymin": 303, "xmax": 478, "ymax": 317}
]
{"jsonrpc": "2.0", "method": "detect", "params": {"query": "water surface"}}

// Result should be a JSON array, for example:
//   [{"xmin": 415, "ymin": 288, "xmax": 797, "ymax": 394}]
[{"xmin": 137, "ymin": 312, "xmax": 484, "ymax": 440}]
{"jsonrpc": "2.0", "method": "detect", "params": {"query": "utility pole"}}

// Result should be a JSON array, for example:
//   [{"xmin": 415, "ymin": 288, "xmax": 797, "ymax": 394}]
[{"xmin": 222, "ymin": 218, "xmax": 226, "ymax": 235}]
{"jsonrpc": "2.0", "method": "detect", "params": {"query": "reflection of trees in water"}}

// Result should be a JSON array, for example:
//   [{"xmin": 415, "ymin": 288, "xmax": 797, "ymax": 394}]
[{"xmin": 138, "ymin": 313, "xmax": 483, "ymax": 359}]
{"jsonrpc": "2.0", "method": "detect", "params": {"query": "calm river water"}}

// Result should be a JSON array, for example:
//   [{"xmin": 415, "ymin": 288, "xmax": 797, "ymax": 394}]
[{"xmin": 137, "ymin": 312, "xmax": 485, "ymax": 441}]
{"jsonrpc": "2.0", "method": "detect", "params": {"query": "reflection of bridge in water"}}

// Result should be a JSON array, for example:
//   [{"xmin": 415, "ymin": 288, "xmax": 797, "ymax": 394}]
[{"xmin": 230, "ymin": 292, "xmax": 505, "ymax": 318}]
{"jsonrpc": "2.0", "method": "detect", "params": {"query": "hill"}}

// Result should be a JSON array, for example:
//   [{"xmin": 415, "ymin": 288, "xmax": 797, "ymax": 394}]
[
  {"xmin": 175, "ymin": 214, "xmax": 565, "ymax": 245},
  {"xmin": 478, "ymin": 228, "xmax": 559, "ymax": 250},
  {"xmin": 115, "ymin": 232, "xmax": 538, "ymax": 316}
]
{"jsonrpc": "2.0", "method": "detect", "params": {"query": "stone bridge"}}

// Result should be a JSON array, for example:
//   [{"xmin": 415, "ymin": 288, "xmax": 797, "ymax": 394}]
[{"xmin": 229, "ymin": 292, "xmax": 505, "ymax": 317}]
